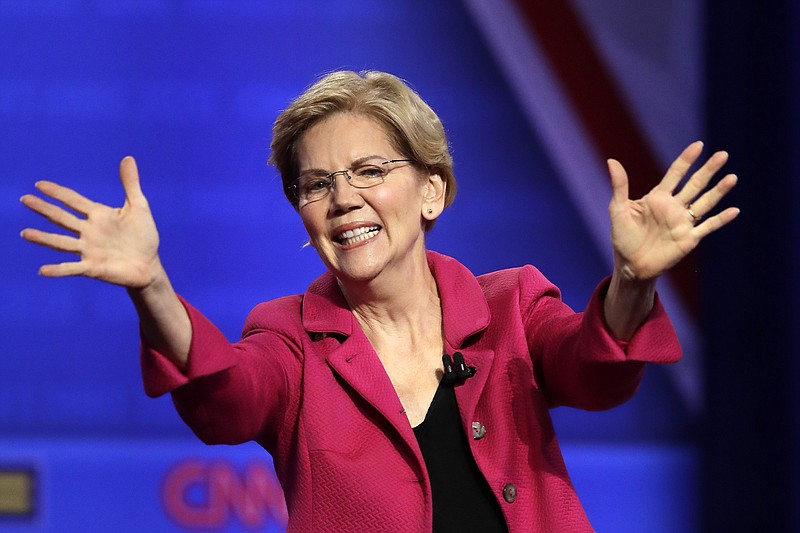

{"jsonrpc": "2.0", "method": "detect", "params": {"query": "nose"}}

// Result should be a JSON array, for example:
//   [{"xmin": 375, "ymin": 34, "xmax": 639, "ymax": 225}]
[{"xmin": 328, "ymin": 170, "xmax": 363, "ymax": 214}]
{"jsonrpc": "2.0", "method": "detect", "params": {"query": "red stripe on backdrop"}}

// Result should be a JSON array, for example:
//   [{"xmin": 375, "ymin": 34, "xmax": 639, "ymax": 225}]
[{"xmin": 512, "ymin": 0, "xmax": 698, "ymax": 312}]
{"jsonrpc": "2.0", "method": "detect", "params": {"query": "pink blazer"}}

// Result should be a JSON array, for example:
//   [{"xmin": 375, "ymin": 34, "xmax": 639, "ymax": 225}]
[{"xmin": 141, "ymin": 251, "xmax": 681, "ymax": 532}]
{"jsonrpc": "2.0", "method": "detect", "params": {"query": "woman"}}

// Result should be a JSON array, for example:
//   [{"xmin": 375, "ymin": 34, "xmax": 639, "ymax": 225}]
[{"xmin": 21, "ymin": 70, "xmax": 739, "ymax": 532}]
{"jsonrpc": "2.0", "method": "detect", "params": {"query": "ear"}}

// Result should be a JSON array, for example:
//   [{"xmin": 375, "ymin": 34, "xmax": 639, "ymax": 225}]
[{"xmin": 421, "ymin": 172, "xmax": 446, "ymax": 221}]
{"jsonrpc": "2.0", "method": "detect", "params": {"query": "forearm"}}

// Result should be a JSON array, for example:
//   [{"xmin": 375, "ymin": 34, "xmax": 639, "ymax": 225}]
[
  {"xmin": 603, "ymin": 270, "xmax": 656, "ymax": 341},
  {"xmin": 518, "ymin": 265, "xmax": 678, "ymax": 409},
  {"xmin": 127, "ymin": 258, "xmax": 191, "ymax": 370}
]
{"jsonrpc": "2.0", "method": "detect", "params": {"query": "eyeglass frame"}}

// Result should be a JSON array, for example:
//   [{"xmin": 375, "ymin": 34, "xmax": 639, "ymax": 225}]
[{"xmin": 288, "ymin": 158, "xmax": 414, "ymax": 206}]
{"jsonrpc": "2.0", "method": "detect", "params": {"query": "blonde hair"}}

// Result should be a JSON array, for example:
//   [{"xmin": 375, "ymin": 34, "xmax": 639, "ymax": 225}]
[{"xmin": 269, "ymin": 70, "xmax": 456, "ymax": 231}]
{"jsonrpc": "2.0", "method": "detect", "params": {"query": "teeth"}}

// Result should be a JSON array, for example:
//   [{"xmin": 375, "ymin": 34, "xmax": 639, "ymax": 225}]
[{"xmin": 336, "ymin": 226, "xmax": 380, "ymax": 245}]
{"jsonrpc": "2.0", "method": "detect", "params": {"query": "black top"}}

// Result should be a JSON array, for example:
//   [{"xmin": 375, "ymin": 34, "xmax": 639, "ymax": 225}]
[{"xmin": 413, "ymin": 381, "xmax": 509, "ymax": 533}]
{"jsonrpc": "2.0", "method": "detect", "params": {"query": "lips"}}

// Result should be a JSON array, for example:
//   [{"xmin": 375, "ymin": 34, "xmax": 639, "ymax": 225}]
[{"xmin": 334, "ymin": 225, "xmax": 381, "ymax": 246}]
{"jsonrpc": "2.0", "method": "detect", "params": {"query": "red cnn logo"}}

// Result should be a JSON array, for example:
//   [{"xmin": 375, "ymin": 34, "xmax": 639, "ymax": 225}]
[{"xmin": 162, "ymin": 459, "xmax": 287, "ymax": 529}]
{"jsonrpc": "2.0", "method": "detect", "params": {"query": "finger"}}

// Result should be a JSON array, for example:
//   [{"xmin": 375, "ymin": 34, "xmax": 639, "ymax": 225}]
[
  {"xmin": 693, "ymin": 206, "xmax": 741, "ymax": 239},
  {"xmin": 607, "ymin": 159, "xmax": 629, "ymax": 206},
  {"xmin": 20, "ymin": 194, "xmax": 84, "ymax": 233},
  {"xmin": 39, "ymin": 261, "xmax": 89, "ymax": 278},
  {"xmin": 656, "ymin": 141, "xmax": 704, "ymax": 193},
  {"xmin": 34, "ymin": 180, "xmax": 95, "ymax": 216},
  {"xmin": 20, "ymin": 227, "xmax": 82, "ymax": 254},
  {"xmin": 686, "ymin": 174, "xmax": 738, "ymax": 218},
  {"xmin": 119, "ymin": 156, "xmax": 146, "ymax": 205},
  {"xmin": 675, "ymin": 150, "xmax": 729, "ymax": 206}
]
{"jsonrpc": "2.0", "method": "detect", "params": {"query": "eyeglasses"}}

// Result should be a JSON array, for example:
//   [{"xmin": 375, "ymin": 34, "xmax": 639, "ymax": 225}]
[{"xmin": 290, "ymin": 159, "xmax": 413, "ymax": 205}]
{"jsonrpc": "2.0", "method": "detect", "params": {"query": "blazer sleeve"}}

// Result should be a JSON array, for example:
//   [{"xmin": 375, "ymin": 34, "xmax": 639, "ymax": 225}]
[
  {"xmin": 140, "ymin": 295, "xmax": 302, "ymax": 446},
  {"xmin": 519, "ymin": 266, "xmax": 682, "ymax": 410}
]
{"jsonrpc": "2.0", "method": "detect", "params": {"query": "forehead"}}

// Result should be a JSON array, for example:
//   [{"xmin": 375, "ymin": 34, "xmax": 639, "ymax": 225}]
[{"xmin": 296, "ymin": 113, "xmax": 396, "ymax": 170}]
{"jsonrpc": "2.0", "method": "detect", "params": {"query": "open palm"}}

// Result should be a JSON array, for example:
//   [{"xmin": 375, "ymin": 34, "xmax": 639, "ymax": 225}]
[
  {"xmin": 608, "ymin": 141, "xmax": 739, "ymax": 280},
  {"xmin": 21, "ymin": 157, "xmax": 161, "ymax": 288}
]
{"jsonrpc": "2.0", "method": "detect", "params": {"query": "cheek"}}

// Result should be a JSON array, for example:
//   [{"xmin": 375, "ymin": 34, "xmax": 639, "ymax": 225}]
[
  {"xmin": 372, "ymin": 184, "xmax": 422, "ymax": 213},
  {"xmin": 299, "ymin": 209, "xmax": 325, "ymax": 240}
]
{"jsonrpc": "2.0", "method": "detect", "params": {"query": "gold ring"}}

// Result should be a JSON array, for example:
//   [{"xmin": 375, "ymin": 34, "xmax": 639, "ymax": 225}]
[{"xmin": 687, "ymin": 204, "xmax": 700, "ymax": 222}]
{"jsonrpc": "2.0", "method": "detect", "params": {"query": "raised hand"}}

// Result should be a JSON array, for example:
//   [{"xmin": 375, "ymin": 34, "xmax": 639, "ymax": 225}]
[
  {"xmin": 22, "ymin": 157, "xmax": 191, "ymax": 364},
  {"xmin": 21, "ymin": 157, "xmax": 162, "ymax": 288},
  {"xmin": 607, "ymin": 141, "xmax": 740, "ymax": 281}
]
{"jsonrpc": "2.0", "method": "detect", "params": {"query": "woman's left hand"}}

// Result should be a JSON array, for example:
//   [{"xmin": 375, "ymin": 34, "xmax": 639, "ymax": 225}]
[{"xmin": 607, "ymin": 141, "xmax": 740, "ymax": 281}]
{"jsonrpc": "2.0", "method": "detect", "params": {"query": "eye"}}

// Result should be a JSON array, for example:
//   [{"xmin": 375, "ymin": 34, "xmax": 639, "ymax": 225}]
[
  {"xmin": 300, "ymin": 177, "xmax": 330, "ymax": 194},
  {"xmin": 353, "ymin": 165, "xmax": 387, "ymax": 179}
]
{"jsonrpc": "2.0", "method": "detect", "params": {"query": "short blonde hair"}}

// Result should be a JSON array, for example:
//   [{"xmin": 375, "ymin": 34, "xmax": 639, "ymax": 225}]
[{"xmin": 269, "ymin": 70, "xmax": 456, "ymax": 231}]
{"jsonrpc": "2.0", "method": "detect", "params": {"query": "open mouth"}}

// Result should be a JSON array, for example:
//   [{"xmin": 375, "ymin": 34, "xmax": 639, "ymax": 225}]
[{"xmin": 334, "ymin": 225, "xmax": 381, "ymax": 246}]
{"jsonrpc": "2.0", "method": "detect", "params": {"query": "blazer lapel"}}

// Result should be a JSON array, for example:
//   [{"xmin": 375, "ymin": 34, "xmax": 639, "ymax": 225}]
[
  {"xmin": 429, "ymin": 251, "xmax": 495, "ymax": 429},
  {"xmin": 325, "ymin": 334, "xmax": 418, "ymax": 445},
  {"xmin": 302, "ymin": 270, "xmax": 418, "ymax": 445}
]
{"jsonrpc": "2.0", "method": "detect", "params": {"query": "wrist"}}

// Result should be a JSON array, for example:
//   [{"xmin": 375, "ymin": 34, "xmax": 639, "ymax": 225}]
[
  {"xmin": 604, "ymin": 272, "xmax": 657, "ymax": 341},
  {"xmin": 129, "ymin": 256, "xmax": 169, "ymax": 295}
]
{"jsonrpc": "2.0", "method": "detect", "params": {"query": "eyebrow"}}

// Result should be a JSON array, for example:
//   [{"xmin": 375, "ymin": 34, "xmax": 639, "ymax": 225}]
[{"xmin": 298, "ymin": 154, "xmax": 388, "ymax": 177}]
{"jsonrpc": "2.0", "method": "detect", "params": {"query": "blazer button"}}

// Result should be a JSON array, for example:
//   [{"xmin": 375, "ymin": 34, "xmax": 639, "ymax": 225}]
[
  {"xmin": 471, "ymin": 421, "xmax": 486, "ymax": 440},
  {"xmin": 502, "ymin": 483, "xmax": 517, "ymax": 503}
]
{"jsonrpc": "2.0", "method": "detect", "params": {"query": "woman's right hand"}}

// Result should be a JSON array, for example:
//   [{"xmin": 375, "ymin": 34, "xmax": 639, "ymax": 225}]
[
  {"xmin": 22, "ymin": 156, "xmax": 192, "ymax": 367},
  {"xmin": 21, "ymin": 156, "xmax": 163, "ymax": 289}
]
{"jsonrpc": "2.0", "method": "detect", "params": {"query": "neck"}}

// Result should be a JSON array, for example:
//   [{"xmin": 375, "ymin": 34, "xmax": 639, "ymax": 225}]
[{"xmin": 338, "ymin": 248, "xmax": 441, "ymax": 348}]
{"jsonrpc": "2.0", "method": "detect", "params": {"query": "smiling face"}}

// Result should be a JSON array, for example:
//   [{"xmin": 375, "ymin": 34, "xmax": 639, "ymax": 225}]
[{"xmin": 296, "ymin": 112, "xmax": 444, "ymax": 285}]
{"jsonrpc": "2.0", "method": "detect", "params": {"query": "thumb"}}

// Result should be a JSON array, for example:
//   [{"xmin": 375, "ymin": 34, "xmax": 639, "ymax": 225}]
[
  {"xmin": 607, "ymin": 159, "xmax": 629, "ymax": 206},
  {"xmin": 119, "ymin": 156, "xmax": 146, "ymax": 204}
]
